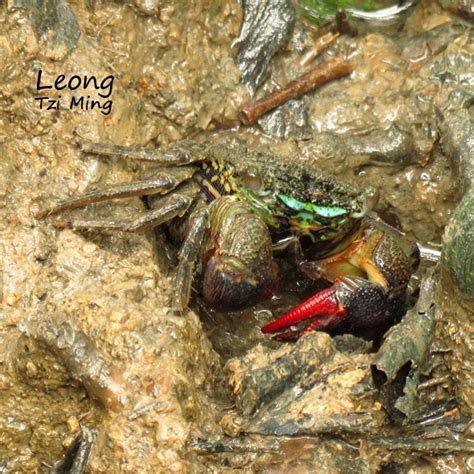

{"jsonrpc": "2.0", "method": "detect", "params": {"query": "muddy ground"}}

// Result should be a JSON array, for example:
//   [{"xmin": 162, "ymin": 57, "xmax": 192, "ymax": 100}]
[{"xmin": 0, "ymin": 0, "xmax": 473, "ymax": 472}]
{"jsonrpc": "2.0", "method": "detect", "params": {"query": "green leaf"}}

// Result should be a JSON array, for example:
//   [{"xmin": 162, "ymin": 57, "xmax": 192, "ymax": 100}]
[{"xmin": 299, "ymin": 0, "xmax": 390, "ymax": 22}]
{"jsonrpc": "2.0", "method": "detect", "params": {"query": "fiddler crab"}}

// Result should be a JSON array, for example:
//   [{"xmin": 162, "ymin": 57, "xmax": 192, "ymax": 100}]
[{"xmin": 37, "ymin": 140, "xmax": 419, "ymax": 341}]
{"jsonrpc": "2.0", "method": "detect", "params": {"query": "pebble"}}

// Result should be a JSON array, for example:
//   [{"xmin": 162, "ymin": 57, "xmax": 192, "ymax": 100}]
[
  {"xmin": 83, "ymin": 243, "xmax": 97, "ymax": 254},
  {"xmin": 134, "ymin": 0, "xmax": 160, "ymax": 15},
  {"xmin": 25, "ymin": 362, "xmax": 38, "ymax": 378},
  {"xmin": 67, "ymin": 416, "xmax": 80, "ymax": 433}
]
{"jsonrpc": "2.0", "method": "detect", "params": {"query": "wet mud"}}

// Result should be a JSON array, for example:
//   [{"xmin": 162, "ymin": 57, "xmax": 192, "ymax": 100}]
[{"xmin": 0, "ymin": 0, "xmax": 473, "ymax": 472}]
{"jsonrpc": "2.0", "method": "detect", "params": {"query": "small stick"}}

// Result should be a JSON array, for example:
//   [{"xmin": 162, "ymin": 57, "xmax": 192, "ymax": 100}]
[
  {"xmin": 368, "ymin": 436, "xmax": 474, "ymax": 453},
  {"xmin": 190, "ymin": 438, "xmax": 280, "ymax": 454},
  {"xmin": 239, "ymin": 58, "xmax": 352, "ymax": 126},
  {"xmin": 417, "ymin": 375, "xmax": 451, "ymax": 390},
  {"xmin": 299, "ymin": 32, "xmax": 339, "ymax": 67},
  {"xmin": 23, "ymin": 316, "xmax": 130, "ymax": 412}
]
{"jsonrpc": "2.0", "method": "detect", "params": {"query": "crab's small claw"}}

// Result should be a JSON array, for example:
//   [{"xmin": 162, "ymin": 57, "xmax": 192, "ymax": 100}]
[
  {"xmin": 203, "ymin": 253, "xmax": 279, "ymax": 311},
  {"xmin": 202, "ymin": 197, "xmax": 279, "ymax": 311},
  {"xmin": 262, "ymin": 276, "xmax": 395, "ymax": 341}
]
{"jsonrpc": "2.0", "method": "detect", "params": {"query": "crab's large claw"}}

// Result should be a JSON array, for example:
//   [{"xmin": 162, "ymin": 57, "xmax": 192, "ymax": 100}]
[
  {"xmin": 263, "ymin": 221, "xmax": 418, "ymax": 341},
  {"xmin": 262, "ymin": 277, "xmax": 395, "ymax": 341}
]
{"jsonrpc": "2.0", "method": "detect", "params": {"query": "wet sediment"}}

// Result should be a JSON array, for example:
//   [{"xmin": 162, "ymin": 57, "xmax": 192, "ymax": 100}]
[{"xmin": 1, "ymin": 0, "xmax": 473, "ymax": 471}]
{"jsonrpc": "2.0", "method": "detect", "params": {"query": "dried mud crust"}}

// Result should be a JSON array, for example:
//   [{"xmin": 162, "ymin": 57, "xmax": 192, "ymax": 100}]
[{"xmin": 0, "ymin": 0, "xmax": 472, "ymax": 472}]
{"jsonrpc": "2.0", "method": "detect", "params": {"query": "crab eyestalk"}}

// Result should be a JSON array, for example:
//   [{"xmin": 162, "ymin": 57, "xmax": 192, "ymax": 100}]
[
  {"xmin": 356, "ymin": 186, "xmax": 379, "ymax": 217},
  {"xmin": 202, "ymin": 197, "xmax": 279, "ymax": 311}
]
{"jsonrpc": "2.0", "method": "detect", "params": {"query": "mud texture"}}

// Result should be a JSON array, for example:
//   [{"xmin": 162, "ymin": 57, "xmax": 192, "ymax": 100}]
[{"xmin": 1, "ymin": 0, "xmax": 473, "ymax": 472}]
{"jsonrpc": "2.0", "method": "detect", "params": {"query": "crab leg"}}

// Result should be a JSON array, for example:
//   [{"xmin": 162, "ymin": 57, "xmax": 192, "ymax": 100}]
[
  {"xmin": 172, "ymin": 204, "xmax": 209, "ymax": 312},
  {"xmin": 36, "ymin": 168, "xmax": 194, "ymax": 218},
  {"xmin": 80, "ymin": 139, "xmax": 206, "ymax": 164},
  {"xmin": 53, "ymin": 193, "xmax": 193, "ymax": 232}
]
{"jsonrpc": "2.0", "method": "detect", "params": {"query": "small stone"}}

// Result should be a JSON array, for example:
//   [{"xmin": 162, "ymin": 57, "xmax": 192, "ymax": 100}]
[
  {"xmin": 67, "ymin": 416, "xmax": 80, "ymax": 433},
  {"xmin": 4, "ymin": 293, "xmax": 19, "ymax": 306},
  {"xmin": 220, "ymin": 412, "xmax": 242, "ymax": 437},
  {"xmin": 25, "ymin": 361, "xmax": 38, "ymax": 377},
  {"xmin": 83, "ymin": 243, "xmax": 97, "ymax": 254},
  {"xmin": 439, "ymin": 0, "xmax": 474, "ymax": 20},
  {"xmin": 62, "ymin": 435, "xmax": 76, "ymax": 448},
  {"xmin": 133, "ymin": 0, "xmax": 160, "ymax": 15},
  {"xmin": 0, "ymin": 374, "xmax": 12, "ymax": 390}
]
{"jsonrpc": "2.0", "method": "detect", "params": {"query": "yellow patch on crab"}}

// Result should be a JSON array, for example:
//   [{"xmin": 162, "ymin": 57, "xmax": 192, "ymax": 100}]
[
  {"xmin": 348, "ymin": 230, "xmax": 389, "ymax": 287},
  {"xmin": 288, "ymin": 217, "xmax": 322, "ymax": 232}
]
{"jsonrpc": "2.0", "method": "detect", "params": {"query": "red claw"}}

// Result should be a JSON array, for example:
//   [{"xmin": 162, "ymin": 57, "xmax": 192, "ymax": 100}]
[{"xmin": 261, "ymin": 286, "xmax": 347, "ymax": 336}]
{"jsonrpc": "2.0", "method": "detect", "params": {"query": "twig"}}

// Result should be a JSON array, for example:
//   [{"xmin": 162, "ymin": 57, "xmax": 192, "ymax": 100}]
[
  {"xmin": 190, "ymin": 438, "xmax": 280, "ymax": 454},
  {"xmin": 368, "ymin": 436, "xmax": 474, "ymax": 453},
  {"xmin": 299, "ymin": 32, "xmax": 339, "ymax": 66},
  {"xmin": 23, "ymin": 316, "xmax": 130, "ymax": 412},
  {"xmin": 418, "ymin": 375, "xmax": 451, "ymax": 390},
  {"xmin": 128, "ymin": 401, "xmax": 165, "ymax": 420},
  {"xmin": 239, "ymin": 58, "xmax": 352, "ymax": 126}
]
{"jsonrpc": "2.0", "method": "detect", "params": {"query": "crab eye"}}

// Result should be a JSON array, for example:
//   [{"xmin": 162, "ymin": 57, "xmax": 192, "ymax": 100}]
[
  {"xmin": 364, "ymin": 187, "xmax": 379, "ymax": 212},
  {"xmin": 350, "ymin": 187, "xmax": 379, "ymax": 218},
  {"xmin": 277, "ymin": 194, "xmax": 348, "ymax": 218}
]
